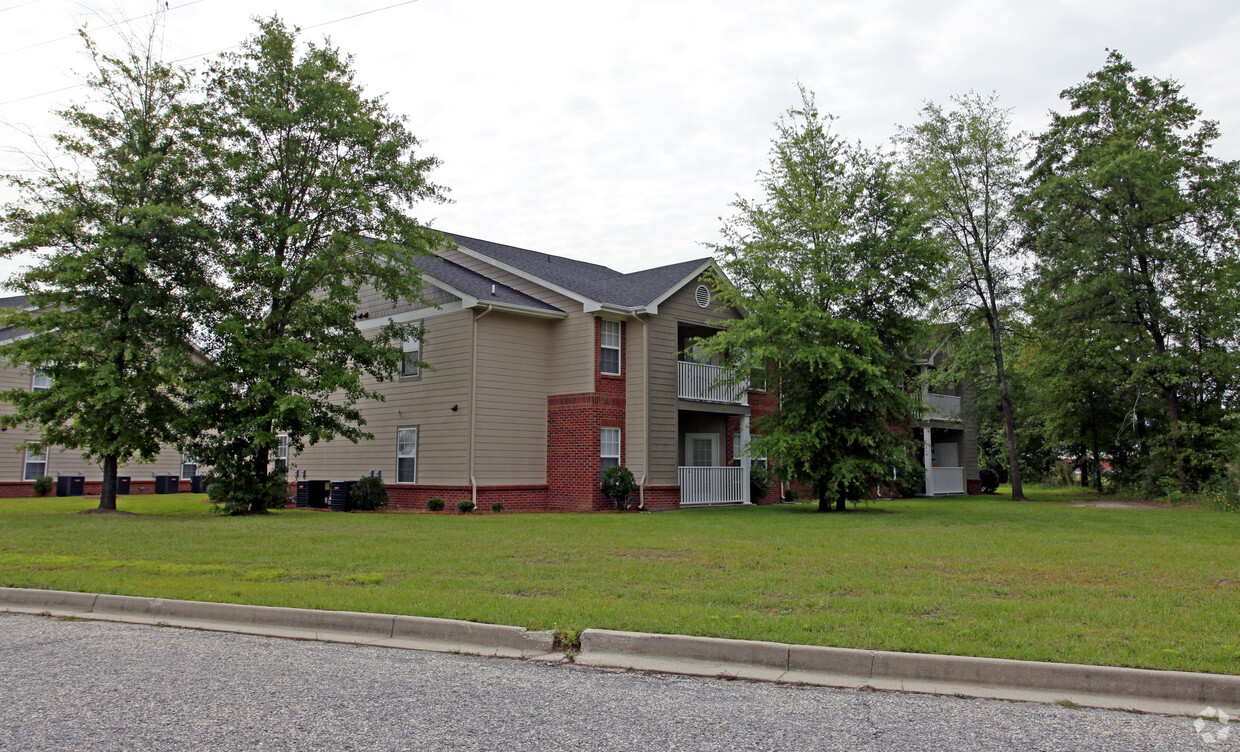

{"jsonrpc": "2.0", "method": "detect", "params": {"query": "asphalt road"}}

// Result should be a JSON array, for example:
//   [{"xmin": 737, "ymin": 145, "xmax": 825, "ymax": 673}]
[{"xmin": 0, "ymin": 613, "xmax": 1233, "ymax": 751}]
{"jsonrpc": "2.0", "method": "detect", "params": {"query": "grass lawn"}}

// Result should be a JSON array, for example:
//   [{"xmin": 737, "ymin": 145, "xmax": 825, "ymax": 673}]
[{"xmin": 1, "ymin": 486, "xmax": 1238, "ymax": 675}]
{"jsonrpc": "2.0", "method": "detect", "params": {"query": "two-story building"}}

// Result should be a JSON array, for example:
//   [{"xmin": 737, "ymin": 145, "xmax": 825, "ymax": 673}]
[{"xmin": 0, "ymin": 232, "xmax": 980, "ymax": 506}]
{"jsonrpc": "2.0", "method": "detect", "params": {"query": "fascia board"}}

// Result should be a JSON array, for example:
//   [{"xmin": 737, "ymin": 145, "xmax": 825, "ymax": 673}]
[{"xmin": 355, "ymin": 301, "xmax": 466, "ymax": 331}]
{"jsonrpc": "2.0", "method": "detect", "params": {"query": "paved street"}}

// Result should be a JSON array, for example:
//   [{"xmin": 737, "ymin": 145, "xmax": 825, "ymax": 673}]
[{"xmin": 0, "ymin": 612, "xmax": 1232, "ymax": 751}]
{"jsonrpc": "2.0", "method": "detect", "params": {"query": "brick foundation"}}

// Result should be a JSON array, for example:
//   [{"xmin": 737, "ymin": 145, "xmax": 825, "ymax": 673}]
[
  {"xmin": 384, "ymin": 484, "xmax": 550, "ymax": 512},
  {"xmin": 0, "ymin": 479, "xmax": 191, "ymax": 498}
]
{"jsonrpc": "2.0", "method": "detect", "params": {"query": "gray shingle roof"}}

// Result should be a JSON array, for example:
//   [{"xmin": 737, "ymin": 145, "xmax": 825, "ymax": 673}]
[
  {"xmin": 443, "ymin": 232, "xmax": 712, "ymax": 308},
  {"xmin": 0, "ymin": 295, "xmax": 30, "ymax": 342},
  {"xmin": 413, "ymin": 254, "xmax": 562, "ymax": 314}
]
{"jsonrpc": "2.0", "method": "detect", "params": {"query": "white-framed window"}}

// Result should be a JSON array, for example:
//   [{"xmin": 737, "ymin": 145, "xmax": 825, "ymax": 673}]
[
  {"xmin": 400, "ymin": 328, "xmax": 421, "ymax": 377},
  {"xmin": 734, "ymin": 432, "xmax": 767, "ymax": 469},
  {"xmin": 600, "ymin": 427, "xmax": 621, "ymax": 470},
  {"xmin": 23, "ymin": 446, "xmax": 47, "ymax": 480},
  {"xmin": 31, "ymin": 370, "xmax": 51, "ymax": 391},
  {"xmin": 181, "ymin": 451, "xmax": 197, "ymax": 480},
  {"xmin": 600, "ymin": 319, "xmax": 621, "ymax": 375},
  {"xmin": 274, "ymin": 434, "xmax": 289, "ymax": 472},
  {"xmin": 397, "ymin": 427, "xmax": 417, "ymax": 483}
]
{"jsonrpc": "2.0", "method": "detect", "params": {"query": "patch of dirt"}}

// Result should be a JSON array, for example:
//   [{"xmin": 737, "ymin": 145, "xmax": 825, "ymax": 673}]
[
  {"xmin": 76, "ymin": 508, "xmax": 137, "ymax": 516},
  {"xmin": 1069, "ymin": 501, "xmax": 1164, "ymax": 509}
]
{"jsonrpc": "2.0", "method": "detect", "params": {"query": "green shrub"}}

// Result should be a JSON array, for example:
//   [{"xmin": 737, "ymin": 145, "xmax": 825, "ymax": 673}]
[
  {"xmin": 351, "ymin": 476, "xmax": 388, "ymax": 511},
  {"xmin": 979, "ymin": 468, "xmax": 1000, "ymax": 494},
  {"xmin": 749, "ymin": 464, "xmax": 770, "ymax": 501},
  {"xmin": 31, "ymin": 476, "xmax": 53, "ymax": 497},
  {"xmin": 601, "ymin": 465, "xmax": 637, "ymax": 510},
  {"xmin": 426, "ymin": 497, "xmax": 444, "ymax": 512},
  {"xmin": 491, "ymin": 502, "xmax": 503, "ymax": 513},
  {"xmin": 457, "ymin": 499, "xmax": 476, "ymax": 513}
]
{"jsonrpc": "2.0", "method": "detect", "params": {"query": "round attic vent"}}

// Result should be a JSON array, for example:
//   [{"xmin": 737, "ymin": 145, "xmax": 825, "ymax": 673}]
[{"xmin": 695, "ymin": 284, "xmax": 711, "ymax": 308}]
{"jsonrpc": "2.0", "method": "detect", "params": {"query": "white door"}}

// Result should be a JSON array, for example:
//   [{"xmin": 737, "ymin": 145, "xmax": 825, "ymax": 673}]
[{"xmin": 684, "ymin": 433, "xmax": 719, "ymax": 467}]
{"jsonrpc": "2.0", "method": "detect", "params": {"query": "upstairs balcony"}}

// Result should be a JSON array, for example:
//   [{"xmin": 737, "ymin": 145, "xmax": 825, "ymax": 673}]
[
  {"xmin": 923, "ymin": 392, "xmax": 962, "ymax": 422},
  {"xmin": 678, "ymin": 361, "xmax": 748, "ymax": 406}
]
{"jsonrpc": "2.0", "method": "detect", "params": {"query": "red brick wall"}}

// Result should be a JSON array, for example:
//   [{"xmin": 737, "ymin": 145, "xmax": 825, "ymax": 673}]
[
  {"xmin": 0, "ymin": 479, "xmax": 184, "ymax": 498},
  {"xmin": 639, "ymin": 484, "xmax": 680, "ymax": 511},
  {"xmin": 385, "ymin": 484, "xmax": 551, "ymax": 512}
]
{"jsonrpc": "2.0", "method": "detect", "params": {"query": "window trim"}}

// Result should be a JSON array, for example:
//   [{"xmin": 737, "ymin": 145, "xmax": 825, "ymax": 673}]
[
  {"xmin": 599, "ymin": 319, "xmax": 621, "ymax": 376},
  {"xmin": 400, "ymin": 326, "xmax": 421, "ymax": 378},
  {"xmin": 23, "ymin": 446, "xmax": 47, "ymax": 481},
  {"xmin": 396, "ymin": 426, "xmax": 418, "ymax": 483},
  {"xmin": 600, "ymin": 426, "xmax": 621, "ymax": 470},
  {"xmin": 181, "ymin": 450, "xmax": 198, "ymax": 480},
  {"xmin": 274, "ymin": 434, "xmax": 289, "ymax": 472},
  {"xmin": 31, "ymin": 370, "xmax": 51, "ymax": 392}
]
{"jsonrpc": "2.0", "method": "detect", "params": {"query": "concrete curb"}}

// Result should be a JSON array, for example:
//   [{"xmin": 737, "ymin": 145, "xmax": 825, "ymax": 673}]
[
  {"xmin": 577, "ymin": 629, "xmax": 1240, "ymax": 716},
  {"xmin": 0, "ymin": 587, "xmax": 555, "ymax": 659},
  {"xmin": 4, "ymin": 587, "xmax": 1238, "ymax": 716}
]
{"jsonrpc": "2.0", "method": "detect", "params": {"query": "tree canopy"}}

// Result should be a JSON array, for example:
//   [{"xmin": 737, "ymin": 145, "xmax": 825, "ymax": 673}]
[{"xmin": 707, "ymin": 87, "xmax": 944, "ymax": 511}]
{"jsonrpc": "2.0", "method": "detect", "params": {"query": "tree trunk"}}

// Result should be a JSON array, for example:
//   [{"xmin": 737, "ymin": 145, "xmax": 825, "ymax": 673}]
[
  {"xmin": 835, "ymin": 491, "xmax": 846, "ymax": 512},
  {"xmin": 816, "ymin": 483, "xmax": 830, "ymax": 513},
  {"xmin": 986, "ymin": 310, "xmax": 1026, "ymax": 500},
  {"xmin": 99, "ymin": 455, "xmax": 118, "ymax": 511},
  {"xmin": 251, "ymin": 446, "xmax": 270, "ymax": 514}
]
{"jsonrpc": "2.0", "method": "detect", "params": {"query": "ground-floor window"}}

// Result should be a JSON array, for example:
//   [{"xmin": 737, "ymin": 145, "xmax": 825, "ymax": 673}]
[
  {"xmin": 600, "ymin": 427, "xmax": 621, "ymax": 470},
  {"xmin": 181, "ymin": 451, "xmax": 197, "ymax": 479},
  {"xmin": 24, "ymin": 446, "xmax": 47, "ymax": 480},
  {"xmin": 275, "ymin": 434, "xmax": 289, "ymax": 472},
  {"xmin": 397, "ymin": 427, "xmax": 417, "ymax": 483}
]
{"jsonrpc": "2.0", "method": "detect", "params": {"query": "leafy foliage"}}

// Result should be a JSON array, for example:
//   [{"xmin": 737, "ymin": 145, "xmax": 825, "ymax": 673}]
[
  {"xmin": 31, "ymin": 476, "xmax": 53, "ymax": 497},
  {"xmin": 0, "ymin": 31, "xmax": 212, "ymax": 511},
  {"xmin": 601, "ymin": 465, "xmax": 637, "ymax": 510},
  {"xmin": 978, "ymin": 468, "xmax": 1000, "ymax": 494},
  {"xmin": 1020, "ymin": 51, "xmax": 1240, "ymax": 493},
  {"xmin": 456, "ymin": 499, "xmax": 476, "ymax": 514},
  {"xmin": 706, "ymin": 86, "xmax": 944, "ymax": 512},
  {"xmin": 351, "ymin": 476, "xmax": 388, "ymax": 511},
  {"xmin": 426, "ymin": 497, "xmax": 444, "ymax": 512},
  {"xmin": 183, "ymin": 18, "xmax": 447, "ymax": 513}
]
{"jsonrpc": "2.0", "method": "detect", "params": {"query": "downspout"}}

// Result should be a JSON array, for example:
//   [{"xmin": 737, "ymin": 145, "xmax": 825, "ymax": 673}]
[
  {"xmin": 639, "ymin": 312, "xmax": 650, "ymax": 509},
  {"xmin": 470, "ymin": 305, "xmax": 495, "ymax": 508}
]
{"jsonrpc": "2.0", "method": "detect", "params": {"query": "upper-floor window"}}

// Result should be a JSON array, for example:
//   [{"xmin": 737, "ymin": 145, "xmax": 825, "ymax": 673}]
[
  {"xmin": 600, "ymin": 427, "xmax": 621, "ymax": 470},
  {"xmin": 24, "ymin": 446, "xmax": 47, "ymax": 480},
  {"xmin": 397, "ymin": 427, "xmax": 417, "ymax": 483},
  {"xmin": 401, "ymin": 329, "xmax": 421, "ymax": 377},
  {"xmin": 274, "ymin": 434, "xmax": 289, "ymax": 472},
  {"xmin": 600, "ymin": 320, "xmax": 621, "ymax": 376},
  {"xmin": 31, "ymin": 370, "xmax": 51, "ymax": 391}
]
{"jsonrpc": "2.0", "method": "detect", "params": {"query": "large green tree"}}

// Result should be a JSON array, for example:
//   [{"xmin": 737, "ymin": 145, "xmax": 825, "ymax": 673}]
[
  {"xmin": 185, "ymin": 18, "xmax": 447, "ymax": 513},
  {"xmin": 898, "ymin": 93, "xmax": 1030, "ymax": 500},
  {"xmin": 707, "ymin": 87, "xmax": 944, "ymax": 512},
  {"xmin": 0, "ymin": 30, "xmax": 211, "ymax": 511},
  {"xmin": 1020, "ymin": 51, "xmax": 1240, "ymax": 492}
]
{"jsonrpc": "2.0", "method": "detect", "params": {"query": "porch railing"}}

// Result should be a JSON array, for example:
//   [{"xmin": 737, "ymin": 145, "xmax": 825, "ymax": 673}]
[
  {"xmin": 678, "ymin": 466, "xmax": 748, "ymax": 506},
  {"xmin": 924, "ymin": 392, "xmax": 962, "ymax": 422},
  {"xmin": 678, "ymin": 361, "xmax": 748, "ymax": 405},
  {"xmin": 926, "ymin": 466, "xmax": 965, "ymax": 495}
]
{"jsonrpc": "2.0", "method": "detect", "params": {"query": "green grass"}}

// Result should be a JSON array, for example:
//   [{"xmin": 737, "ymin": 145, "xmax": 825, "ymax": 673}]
[{"xmin": 1, "ymin": 487, "xmax": 1238, "ymax": 675}]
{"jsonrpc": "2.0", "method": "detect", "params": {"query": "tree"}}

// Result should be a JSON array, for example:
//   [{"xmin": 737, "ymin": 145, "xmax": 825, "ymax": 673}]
[
  {"xmin": 706, "ymin": 87, "xmax": 944, "ymax": 512},
  {"xmin": 897, "ymin": 92, "xmax": 1030, "ymax": 500},
  {"xmin": 185, "ymin": 17, "xmax": 447, "ymax": 513},
  {"xmin": 1020, "ymin": 51, "xmax": 1240, "ymax": 492},
  {"xmin": 0, "ymin": 28, "xmax": 211, "ymax": 511}
]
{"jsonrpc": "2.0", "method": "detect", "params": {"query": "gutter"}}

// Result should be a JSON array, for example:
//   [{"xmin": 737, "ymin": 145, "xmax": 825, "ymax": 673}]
[{"xmin": 469, "ymin": 305, "xmax": 495, "ymax": 507}]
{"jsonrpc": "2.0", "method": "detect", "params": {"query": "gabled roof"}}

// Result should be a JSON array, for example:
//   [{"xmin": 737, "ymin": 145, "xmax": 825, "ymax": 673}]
[
  {"xmin": 411, "ymin": 254, "xmax": 563, "ymax": 315},
  {"xmin": 0, "ymin": 295, "xmax": 32, "ymax": 344},
  {"xmin": 442, "ymin": 231, "xmax": 715, "ymax": 312}
]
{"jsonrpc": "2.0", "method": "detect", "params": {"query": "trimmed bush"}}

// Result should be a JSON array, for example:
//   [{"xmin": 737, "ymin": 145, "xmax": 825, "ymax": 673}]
[
  {"xmin": 351, "ymin": 476, "xmax": 388, "ymax": 511},
  {"xmin": 601, "ymin": 465, "xmax": 637, "ymax": 510},
  {"xmin": 31, "ymin": 476, "xmax": 53, "ymax": 497},
  {"xmin": 457, "ymin": 499, "xmax": 476, "ymax": 514},
  {"xmin": 979, "ymin": 468, "xmax": 1000, "ymax": 494},
  {"xmin": 426, "ymin": 497, "xmax": 444, "ymax": 512},
  {"xmin": 749, "ymin": 464, "xmax": 770, "ymax": 501},
  {"xmin": 491, "ymin": 502, "xmax": 503, "ymax": 513}
]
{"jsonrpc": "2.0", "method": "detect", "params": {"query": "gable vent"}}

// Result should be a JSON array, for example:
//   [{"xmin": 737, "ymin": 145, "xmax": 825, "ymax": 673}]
[{"xmin": 694, "ymin": 284, "xmax": 711, "ymax": 308}]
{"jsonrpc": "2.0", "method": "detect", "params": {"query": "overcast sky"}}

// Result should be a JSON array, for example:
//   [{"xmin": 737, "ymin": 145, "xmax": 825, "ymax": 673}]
[{"xmin": 2, "ymin": 0, "xmax": 1239, "ymax": 281}]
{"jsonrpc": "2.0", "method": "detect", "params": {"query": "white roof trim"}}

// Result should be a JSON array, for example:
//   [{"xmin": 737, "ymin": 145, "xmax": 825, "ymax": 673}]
[{"xmin": 355, "ymin": 301, "xmax": 466, "ymax": 331}]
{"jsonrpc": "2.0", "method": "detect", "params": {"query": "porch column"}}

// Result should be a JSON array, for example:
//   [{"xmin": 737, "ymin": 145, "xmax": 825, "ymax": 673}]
[
  {"xmin": 923, "ymin": 425, "xmax": 934, "ymax": 496},
  {"xmin": 740, "ymin": 415, "xmax": 752, "ymax": 504}
]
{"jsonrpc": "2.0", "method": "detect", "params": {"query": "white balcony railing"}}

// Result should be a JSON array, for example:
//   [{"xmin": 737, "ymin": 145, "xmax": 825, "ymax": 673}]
[
  {"xmin": 678, "ymin": 361, "xmax": 748, "ymax": 405},
  {"xmin": 926, "ymin": 466, "xmax": 966, "ymax": 495},
  {"xmin": 924, "ymin": 392, "xmax": 962, "ymax": 422},
  {"xmin": 678, "ymin": 466, "xmax": 749, "ymax": 506}
]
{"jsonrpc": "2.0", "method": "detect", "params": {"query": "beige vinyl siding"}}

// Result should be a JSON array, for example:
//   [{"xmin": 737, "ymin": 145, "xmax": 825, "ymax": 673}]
[
  {"xmin": 473, "ymin": 312, "xmax": 553, "ymax": 484},
  {"xmin": 646, "ymin": 275, "xmax": 741, "ymax": 485},
  {"xmin": 438, "ymin": 246, "xmax": 593, "ymax": 395},
  {"xmin": 624, "ymin": 315, "xmax": 648, "ymax": 479},
  {"xmin": 292, "ymin": 310, "xmax": 473, "ymax": 483},
  {"xmin": 354, "ymin": 281, "xmax": 459, "ymax": 320},
  {"xmin": 0, "ymin": 363, "xmax": 183, "ymax": 481}
]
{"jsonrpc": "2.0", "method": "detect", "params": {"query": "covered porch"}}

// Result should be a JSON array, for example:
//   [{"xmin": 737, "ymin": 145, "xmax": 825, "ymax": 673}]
[{"xmin": 676, "ymin": 407, "xmax": 753, "ymax": 507}]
